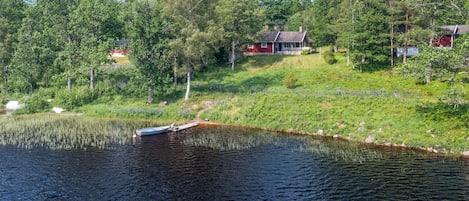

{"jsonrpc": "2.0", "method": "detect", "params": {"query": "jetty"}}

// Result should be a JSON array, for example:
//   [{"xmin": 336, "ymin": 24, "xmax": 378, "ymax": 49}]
[{"xmin": 170, "ymin": 122, "xmax": 200, "ymax": 132}]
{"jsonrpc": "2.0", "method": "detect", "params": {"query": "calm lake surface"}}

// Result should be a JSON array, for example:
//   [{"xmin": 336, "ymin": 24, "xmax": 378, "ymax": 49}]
[{"xmin": 1, "ymin": 125, "xmax": 468, "ymax": 200}]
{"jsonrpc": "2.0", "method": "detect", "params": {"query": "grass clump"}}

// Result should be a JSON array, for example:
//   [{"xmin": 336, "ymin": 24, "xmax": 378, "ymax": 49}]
[{"xmin": 283, "ymin": 71, "xmax": 298, "ymax": 89}]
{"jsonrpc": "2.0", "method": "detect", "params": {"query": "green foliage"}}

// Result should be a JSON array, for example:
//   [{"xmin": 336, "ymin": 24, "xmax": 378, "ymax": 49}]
[
  {"xmin": 301, "ymin": 47, "xmax": 310, "ymax": 55},
  {"xmin": 283, "ymin": 71, "xmax": 298, "ymax": 89},
  {"xmin": 54, "ymin": 87, "xmax": 95, "ymax": 110},
  {"xmin": 15, "ymin": 88, "xmax": 55, "ymax": 114},
  {"xmin": 439, "ymin": 83, "xmax": 467, "ymax": 109},
  {"xmin": 322, "ymin": 47, "xmax": 336, "ymax": 64}
]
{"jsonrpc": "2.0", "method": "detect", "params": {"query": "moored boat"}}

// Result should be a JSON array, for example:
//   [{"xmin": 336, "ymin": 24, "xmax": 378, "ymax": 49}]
[{"xmin": 136, "ymin": 125, "xmax": 171, "ymax": 136}]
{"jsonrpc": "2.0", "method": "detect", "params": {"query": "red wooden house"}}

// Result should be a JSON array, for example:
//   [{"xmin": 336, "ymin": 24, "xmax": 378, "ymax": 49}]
[
  {"xmin": 433, "ymin": 25, "xmax": 469, "ymax": 48},
  {"xmin": 245, "ymin": 31, "xmax": 312, "ymax": 55},
  {"xmin": 111, "ymin": 39, "xmax": 130, "ymax": 57}
]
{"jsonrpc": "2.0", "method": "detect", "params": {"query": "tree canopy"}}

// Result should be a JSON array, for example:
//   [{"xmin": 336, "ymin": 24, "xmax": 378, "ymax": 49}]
[{"xmin": 1, "ymin": 0, "xmax": 468, "ymax": 104}]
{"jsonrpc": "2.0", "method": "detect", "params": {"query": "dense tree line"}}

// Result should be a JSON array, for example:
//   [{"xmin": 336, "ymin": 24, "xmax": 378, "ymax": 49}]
[{"xmin": 0, "ymin": 0, "xmax": 468, "ymax": 106}]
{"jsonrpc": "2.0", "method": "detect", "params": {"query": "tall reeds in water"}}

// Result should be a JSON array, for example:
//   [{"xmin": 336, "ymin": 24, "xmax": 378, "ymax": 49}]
[
  {"xmin": 182, "ymin": 127, "xmax": 285, "ymax": 151},
  {"xmin": 183, "ymin": 126, "xmax": 386, "ymax": 163},
  {"xmin": 0, "ymin": 115, "xmax": 155, "ymax": 150}
]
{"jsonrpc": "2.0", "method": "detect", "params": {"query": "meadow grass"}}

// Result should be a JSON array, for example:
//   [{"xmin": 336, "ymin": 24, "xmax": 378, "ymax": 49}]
[{"xmin": 195, "ymin": 54, "xmax": 468, "ymax": 154}]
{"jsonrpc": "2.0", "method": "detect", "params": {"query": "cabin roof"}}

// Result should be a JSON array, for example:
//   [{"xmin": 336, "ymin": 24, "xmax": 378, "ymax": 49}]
[{"xmin": 439, "ymin": 25, "xmax": 469, "ymax": 35}]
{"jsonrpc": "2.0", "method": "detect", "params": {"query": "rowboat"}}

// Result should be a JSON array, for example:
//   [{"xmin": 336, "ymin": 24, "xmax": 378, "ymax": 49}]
[{"xmin": 135, "ymin": 125, "xmax": 171, "ymax": 136}]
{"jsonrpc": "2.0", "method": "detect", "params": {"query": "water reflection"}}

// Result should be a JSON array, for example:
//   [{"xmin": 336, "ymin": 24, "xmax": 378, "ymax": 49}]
[{"xmin": 1, "ymin": 122, "xmax": 468, "ymax": 200}]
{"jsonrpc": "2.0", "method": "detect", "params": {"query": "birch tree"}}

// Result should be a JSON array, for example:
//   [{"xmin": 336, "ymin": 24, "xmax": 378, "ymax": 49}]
[
  {"xmin": 216, "ymin": 0, "xmax": 264, "ymax": 71},
  {"xmin": 163, "ymin": 0, "xmax": 222, "ymax": 101}
]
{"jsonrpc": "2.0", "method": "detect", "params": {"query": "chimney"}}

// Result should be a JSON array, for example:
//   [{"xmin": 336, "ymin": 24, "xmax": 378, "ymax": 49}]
[{"xmin": 299, "ymin": 26, "xmax": 303, "ymax": 32}]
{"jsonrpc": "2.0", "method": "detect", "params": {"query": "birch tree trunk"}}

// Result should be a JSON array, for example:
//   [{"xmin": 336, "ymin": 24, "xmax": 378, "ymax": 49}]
[
  {"xmin": 90, "ymin": 68, "xmax": 95, "ymax": 95},
  {"xmin": 147, "ymin": 86, "xmax": 154, "ymax": 103},
  {"xmin": 184, "ymin": 71, "xmax": 191, "ymax": 101},
  {"xmin": 425, "ymin": 64, "xmax": 432, "ymax": 83},
  {"xmin": 231, "ymin": 41, "xmax": 236, "ymax": 71}
]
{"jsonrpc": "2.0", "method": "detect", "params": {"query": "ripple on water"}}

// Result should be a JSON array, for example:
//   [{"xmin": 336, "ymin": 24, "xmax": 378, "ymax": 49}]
[{"xmin": 1, "ymin": 127, "xmax": 469, "ymax": 200}]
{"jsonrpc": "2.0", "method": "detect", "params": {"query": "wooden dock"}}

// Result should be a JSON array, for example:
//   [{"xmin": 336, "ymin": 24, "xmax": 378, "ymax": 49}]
[{"xmin": 169, "ymin": 122, "xmax": 200, "ymax": 132}]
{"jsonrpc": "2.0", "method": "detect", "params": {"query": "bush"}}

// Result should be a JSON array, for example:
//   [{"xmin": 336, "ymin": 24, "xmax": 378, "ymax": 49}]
[
  {"xmin": 301, "ymin": 47, "xmax": 310, "ymax": 55},
  {"xmin": 323, "ymin": 47, "xmax": 337, "ymax": 64},
  {"xmin": 54, "ymin": 86, "xmax": 95, "ymax": 110},
  {"xmin": 439, "ymin": 83, "xmax": 466, "ymax": 109},
  {"xmin": 283, "ymin": 71, "xmax": 298, "ymax": 89}
]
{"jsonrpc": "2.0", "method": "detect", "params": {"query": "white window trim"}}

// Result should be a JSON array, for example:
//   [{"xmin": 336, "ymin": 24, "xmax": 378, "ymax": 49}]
[
  {"xmin": 261, "ymin": 42, "xmax": 267, "ymax": 48},
  {"xmin": 248, "ymin": 44, "xmax": 253, "ymax": 49}
]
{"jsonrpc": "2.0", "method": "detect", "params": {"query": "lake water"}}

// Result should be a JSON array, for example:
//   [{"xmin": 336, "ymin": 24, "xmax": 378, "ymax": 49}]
[{"xmin": 1, "ymin": 125, "xmax": 468, "ymax": 200}]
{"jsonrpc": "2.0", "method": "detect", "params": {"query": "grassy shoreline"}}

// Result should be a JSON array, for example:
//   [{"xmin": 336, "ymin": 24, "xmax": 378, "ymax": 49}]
[
  {"xmin": 83, "ymin": 54, "xmax": 468, "ymax": 155},
  {"xmin": 4, "ymin": 54, "xmax": 468, "ymax": 155}
]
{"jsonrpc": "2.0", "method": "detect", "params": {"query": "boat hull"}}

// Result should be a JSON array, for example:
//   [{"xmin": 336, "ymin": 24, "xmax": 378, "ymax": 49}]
[{"xmin": 136, "ymin": 126, "xmax": 171, "ymax": 136}]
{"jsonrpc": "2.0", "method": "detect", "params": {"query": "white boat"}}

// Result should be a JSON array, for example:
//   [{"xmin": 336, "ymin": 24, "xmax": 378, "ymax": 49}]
[{"xmin": 136, "ymin": 125, "xmax": 171, "ymax": 136}]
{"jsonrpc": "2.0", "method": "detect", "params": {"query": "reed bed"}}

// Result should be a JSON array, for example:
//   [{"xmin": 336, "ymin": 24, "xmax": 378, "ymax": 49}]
[
  {"xmin": 0, "ymin": 115, "xmax": 154, "ymax": 150},
  {"xmin": 182, "ymin": 127, "xmax": 286, "ymax": 151},
  {"xmin": 295, "ymin": 137, "xmax": 385, "ymax": 163},
  {"xmin": 183, "ymin": 126, "xmax": 388, "ymax": 163}
]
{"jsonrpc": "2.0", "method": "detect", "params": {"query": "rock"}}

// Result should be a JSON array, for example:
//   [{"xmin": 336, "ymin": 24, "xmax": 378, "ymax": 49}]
[
  {"xmin": 358, "ymin": 127, "xmax": 364, "ymax": 132},
  {"xmin": 203, "ymin": 101, "xmax": 214, "ymax": 107},
  {"xmin": 365, "ymin": 135, "xmax": 375, "ymax": 144},
  {"xmin": 159, "ymin": 101, "xmax": 168, "ymax": 106},
  {"xmin": 359, "ymin": 121, "xmax": 365, "ymax": 127},
  {"xmin": 462, "ymin": 150, "xmax": 469, "ymax": 157},
  {"xmin": 6, "ymin": 101, "xmax": 25, "ymax": 110},
  {"xmin": 333, "ymin": 134, "xmax": 340, "ymax": 138},
  {"xmin": 317, "ymin": 129, "xmax": 324, "ymax": 135},
  {"xmin": 192, "ymin": 104, "xmax": 199, "ymax": 110},
  {"xmin": 335, "ymin": 122, "xmax": 345, "ymax": 128},
  {"xmin": 52, "ymin": 107, "xmax": 65, "ymax": 114}
]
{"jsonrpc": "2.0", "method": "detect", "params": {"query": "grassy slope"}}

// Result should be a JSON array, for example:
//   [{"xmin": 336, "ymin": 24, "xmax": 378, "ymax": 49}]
[
  {"xmin": 195, "ymin": 54, "xmax": 468, "ymax": 154},
  {"xmin": 82, "ymin": 53, "xmax": 468, "ymax": 154}
]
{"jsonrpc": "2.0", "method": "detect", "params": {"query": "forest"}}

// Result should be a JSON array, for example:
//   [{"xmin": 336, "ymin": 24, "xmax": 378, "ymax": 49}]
[{"xmin": 0, "ymin": 0, "xmax": 468, "ymax": 112}]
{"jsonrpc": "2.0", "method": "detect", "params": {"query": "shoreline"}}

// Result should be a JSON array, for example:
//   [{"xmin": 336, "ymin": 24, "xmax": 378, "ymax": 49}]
[{"xmin": 195, "ymin": 120, "xmax": 466, "ymax": 158}]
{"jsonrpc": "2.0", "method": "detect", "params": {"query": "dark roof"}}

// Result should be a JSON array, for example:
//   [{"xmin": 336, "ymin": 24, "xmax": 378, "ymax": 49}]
[
  {"xmin": 261, "ymin": 32, "xmax": 280, "ymax": 42},
  {"xmin": 260, "ymin": 31, "xmax": 309, "ymax": 43},
  {"xmin": 276, "ymin": 32, "xmax": 307, "ymax": 42},
  {"xmin": 116, "ymin": 39, "xmax": 130, "ymax": 46},
  {"xmin": 439, "ymin": 25, "xmax": 469, "ymax": 34}
]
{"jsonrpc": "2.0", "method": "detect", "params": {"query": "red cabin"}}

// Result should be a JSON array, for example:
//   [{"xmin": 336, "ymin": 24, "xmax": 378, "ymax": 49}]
[
  {"xmin": 245, "ymin": 31, "xmax": 312, "ymax": 55},
  {"xmin": 433, "ymin": 25, "xmax": 469, "ymax": 48}
]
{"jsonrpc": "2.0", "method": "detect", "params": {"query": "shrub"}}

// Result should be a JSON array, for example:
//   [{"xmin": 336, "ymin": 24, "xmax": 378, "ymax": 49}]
[
  {"xmin": 54, "ymin": 86, "xmax": 95, "ymax": 110},
  {"xmin": 283, "ymin": 71, "xmax": 298, "ymax": 89},
  {"xmin": 439, "ymin": 83, "xmax": 466, "ymax": 109},
  {"xmin": 323, "ymin": 47, "xmax": 337, "ymax": 64},
  {"xmin": 301, "ymin": 47, "xmax": 310, "ymax": 55}
]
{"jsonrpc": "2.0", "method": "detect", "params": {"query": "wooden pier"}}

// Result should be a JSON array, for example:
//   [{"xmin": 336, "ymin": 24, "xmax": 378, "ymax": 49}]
[{"xmin": 169, "ymin": 122, "xmax": 200, "ymax": 132}]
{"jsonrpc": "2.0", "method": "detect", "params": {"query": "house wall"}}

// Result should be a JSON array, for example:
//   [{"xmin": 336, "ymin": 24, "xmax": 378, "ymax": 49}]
[
  {"xmin": 433, "ymin": 35, "xmax": 453, "ymax": 47},
  {"xmin": 246, "ymin": 43, "xmax": 274, "ymax": 54}
]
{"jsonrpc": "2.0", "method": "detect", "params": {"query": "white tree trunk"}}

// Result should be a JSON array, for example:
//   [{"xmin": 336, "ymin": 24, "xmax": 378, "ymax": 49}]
[
  {"xmin": 90, "ymin": 68, "xmax": 95, "ymax": 95},
  {"xmin": 184, "ymin": 71, "xmax": 191, "ymax": 101},
  {"xmin": 231, "ymin": 41, "xmax": 236, "ymax": 71}
]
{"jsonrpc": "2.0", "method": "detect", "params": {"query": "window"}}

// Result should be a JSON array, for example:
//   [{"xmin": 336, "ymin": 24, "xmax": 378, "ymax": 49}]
[
  {"xmin": 284, "ymin": 43, "xmax": 291, "ymax": 48},
  {"xmin": 261, "ymin": 42, "xmax": 267, "ymax": 48},
  {"xmin": 248, "ymin": 44, "xmax": 253, "ymax": 49}
]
